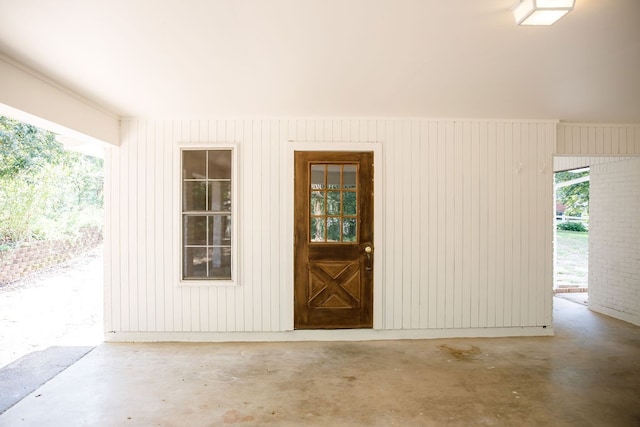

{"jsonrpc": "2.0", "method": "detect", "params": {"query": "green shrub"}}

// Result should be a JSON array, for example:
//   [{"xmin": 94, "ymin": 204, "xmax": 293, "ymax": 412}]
[
  {"xmin": 0, "ymin": 116, "xmax": 103, "ymax": 244},
  {"xmin": 557, "ymin": 221, "xmax": 587, "ymax": 232}
]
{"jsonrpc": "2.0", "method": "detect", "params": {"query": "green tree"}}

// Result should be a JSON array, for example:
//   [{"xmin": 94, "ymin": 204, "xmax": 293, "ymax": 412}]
[
  {"xmin": 0, "ymin": 116, "xmax": 66, "ymax": 179},
  {"xmin": 0, "ymin": 116, "xmax": 103, "ymax": 244},
  {"xmin": 555, "ymin": 170, "xmax": 589, "ymax": 217}
]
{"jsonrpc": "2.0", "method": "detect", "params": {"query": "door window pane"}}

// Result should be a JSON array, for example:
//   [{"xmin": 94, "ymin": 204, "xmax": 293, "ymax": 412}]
[
  {"xmin": 327, "ymin": 165, "xmax": 341, "ymax": 189},
  {"xmin": 343, "ymin": 192, "xmax": 357, "ymax": 216},
  {"xmin": 310, "ymin": 191, "xmax": 325, "ymax": 215},
  {"xmin": 343, "ymin": 218, "xmax": 357, "ymax": 242},
  {"xmin": 311, "ymin": 218, "xmax": 325, "ymax": 242},
  {"xmin": 311, "ymin": 165, "xmax": 325, "ymax": 189},
  {"xmin": 343, "ymin": 165, "xmax": 357, "ymax": 189},
  {"xmin": 327, "ymin": 217, "xmax": 341, "ymax": 242},
  {"xmin": 327, "ymin": 191, "xmax": 341, "ymax": 215}
]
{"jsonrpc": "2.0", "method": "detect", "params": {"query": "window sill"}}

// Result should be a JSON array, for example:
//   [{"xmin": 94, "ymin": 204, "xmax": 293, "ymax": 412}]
[{"xmin": 179, "ymin": 279, "xmax": 238, "ymax": 287}]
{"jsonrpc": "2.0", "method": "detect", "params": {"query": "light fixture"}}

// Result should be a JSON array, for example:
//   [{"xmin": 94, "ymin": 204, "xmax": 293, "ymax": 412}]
[{"xmin": 512, "ymin": 0, "xmax": 575, "ymax": 26}]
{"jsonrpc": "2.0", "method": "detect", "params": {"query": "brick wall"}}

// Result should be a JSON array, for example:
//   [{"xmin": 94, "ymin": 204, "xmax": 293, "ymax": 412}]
[
  {"xmin": 589, "ymin": 157, "xmax": 640, "ymax": 326},
  {"xmin": 0, "ymin": 228, "xmax": 102, "ymax": 285}
]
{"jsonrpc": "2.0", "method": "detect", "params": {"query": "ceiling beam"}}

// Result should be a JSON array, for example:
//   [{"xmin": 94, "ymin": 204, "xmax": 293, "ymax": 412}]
[{"xmin": 0, "ymin": 53, "xmax": 120, "ymax": 146}]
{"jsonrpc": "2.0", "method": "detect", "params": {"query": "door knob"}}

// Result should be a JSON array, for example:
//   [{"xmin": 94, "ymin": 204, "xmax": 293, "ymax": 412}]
[{"xmin": 364, "ymin": 246, "xmax": 373, "ymax": 271}]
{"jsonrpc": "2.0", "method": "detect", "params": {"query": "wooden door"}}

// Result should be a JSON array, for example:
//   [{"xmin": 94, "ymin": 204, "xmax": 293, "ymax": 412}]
[{"xmin": 294, "ymin": 151, "xmax": 374, "ymax": 329}]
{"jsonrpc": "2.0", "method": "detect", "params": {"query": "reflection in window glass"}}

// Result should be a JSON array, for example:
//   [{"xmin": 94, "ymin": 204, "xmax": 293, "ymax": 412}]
[
  {"xmin": 343, "ymin": 192, "xmax": 357, "ymax": 216},
  {"xmin": 310, "ymin": 191, "xmax": 325, "ymax": 215},
  {"xmin": 183, "ymin": 182, "xmax": 207, "ymax": 211},
  {"xmin": 311, "ymin": 218, "xmax": 325, "ymax": 242},
  {"xmin": 311, "ymin": 165, "xmax": 325, "ymax": 189},
  {"xmin": 208, "ymin": 150, "xmax": 231, "ymax": 179},
  {"xmin": 208, "ymin": 181, "xmax": 231, "ymax": 212},
  {"xmin": 327, "ymin": 165, "xmax": 341, "ymax": 189},
  {"xmin": 184, "ymin": 247, "xmax": 209, "ymax": 278},
  {"xmin": 327, "ymin": 191, "xmax": 341, "ymax": 215},
  {"xmin": 343, "ymin": 165, "xmax": 357, "ymax": 188},
  {"xmin": 184, "ymin": 216, "xmax": 207, "ymax": 245},
  {"xmin": 183, "ymin": 150, "xmax": 206, "ymax": 179},
  {"xmin": 327, "ymin": 217, "xmax": 341, "ymax": 242},
  {"xmin": 208, "ymin": 215, "xmax": 231, "ymax": 245},
  {"xmin": 343, "ymin": 218, "xmax": 357, "ymax": 242},
  {"xmin": 210, "ymin": 247, "xmax": 231, "ymax": 278}
]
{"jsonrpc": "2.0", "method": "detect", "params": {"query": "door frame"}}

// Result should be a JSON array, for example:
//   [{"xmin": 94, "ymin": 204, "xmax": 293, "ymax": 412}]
[{"xmin": 284, "ymin": 142, "xmax": 383, "ymax": 331}]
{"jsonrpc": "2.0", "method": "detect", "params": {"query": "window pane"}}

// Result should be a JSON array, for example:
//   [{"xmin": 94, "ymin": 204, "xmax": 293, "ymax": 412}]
[
  {"xmin": 208, "ymin": 150, "xmax": 231, "ymax": 179},
  {"xmin": 209, "ymin": 247, "xmax": 231, "ymax": 279},
  {"xmin": 311, "ymin": 217, "xmax": 325, "ymax": 242},
  {"xmin": 343, "ymin": 218, "xmax": 357, "ymax": 242},
  {"xmin": 327, "ymin": 217, "xmax": 341, "ymax": 242},
  {"xmin": 310, "ymin": 191, "xmax": 325, "ymax": 215},
  {"xmin": 311, "ymin": 165, "xmax": 325, "ymax": 189},
  {"xmin": 343, "ymin": 165, "xmax": 357, "ymax": 189},
  {"xmin": 184, "ymin": 247, "xmax": 209, "ymax": 278},
  {"xmin": 327, "ymin": 191, "xmax": 341, "ymax": 215},
  {"xmin": 327, "ymin": 165, "xmax": 341, "ymax": 189},
  {"xmin": 183, "ymin": 182, "xmax": 207, "ymax": 211},
  {"xmin": 184, "ymin": 216, "xmax": 207, "ymax": 245},
  {"xmin": 183, "ymin": 150, "xmax": 206, "ymax": 179},
  {"xmin": 209, "ymin": 181, "xmax": 231, "ymax": 212},
  {"xmin": 343, "ymin": 191, "xmax": 357, "ymax": 215},
  {"xmin": 209, "ymin": 215, "xmax": 231, "ymax": 245}
]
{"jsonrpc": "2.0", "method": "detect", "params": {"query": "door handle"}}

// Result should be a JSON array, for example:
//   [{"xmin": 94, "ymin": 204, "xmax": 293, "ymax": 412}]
[{"xmin": 364, "ymin": 246, "xmax": 373, "ymax": 272}]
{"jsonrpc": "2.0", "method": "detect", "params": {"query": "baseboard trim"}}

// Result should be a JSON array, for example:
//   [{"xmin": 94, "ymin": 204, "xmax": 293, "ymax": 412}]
[
  {"xmin": 104, "ymin": 326, "xmax": 554, "ymax": 343},
  {"xmin": 589, "ymin": 304, "xmax": 640, "ymax": 327}
]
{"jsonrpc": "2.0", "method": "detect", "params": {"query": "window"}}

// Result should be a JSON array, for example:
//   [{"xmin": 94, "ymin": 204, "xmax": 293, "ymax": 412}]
[
  {"xmin": 181, "ymin": 148, "xmax": 236, "ymax": 283},
  {"xmin": 309, "ymin": 163, "xmax": 358, "ymax": 243}
]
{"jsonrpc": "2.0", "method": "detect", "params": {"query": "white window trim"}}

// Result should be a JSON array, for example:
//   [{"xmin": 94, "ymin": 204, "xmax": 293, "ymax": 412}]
[{"xmin": 177, "ymin": 143, "xmax": 239, "ymax": 286}]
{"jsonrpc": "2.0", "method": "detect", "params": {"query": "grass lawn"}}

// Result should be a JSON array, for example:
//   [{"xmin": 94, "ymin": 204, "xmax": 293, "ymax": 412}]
[{"xmin": 555, "ymin": 229, "xmax": 588, "ymax": 289}]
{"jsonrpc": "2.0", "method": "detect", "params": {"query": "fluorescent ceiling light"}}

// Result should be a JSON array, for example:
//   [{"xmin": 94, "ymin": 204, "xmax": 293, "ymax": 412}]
[{"xmin": 513, "ymin": 0, "xmax": 575, "ymax": 25}]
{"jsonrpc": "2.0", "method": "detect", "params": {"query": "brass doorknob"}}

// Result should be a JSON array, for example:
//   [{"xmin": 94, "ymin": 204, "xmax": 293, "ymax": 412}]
[{"xmin": 364, "ymin": 246, "xmax": 373, "ymax": 272}]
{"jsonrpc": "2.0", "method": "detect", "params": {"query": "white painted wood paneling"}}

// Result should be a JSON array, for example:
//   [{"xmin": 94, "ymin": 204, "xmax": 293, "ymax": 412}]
[
  {"xmin": 104, "ymin": 118, "xmax": 556, "ymax": 337},
  {"xmin": 553, "ymin": 155, "xmax": 635, "ymax": 172},
  {"xmin": 557, "ymin": 123, "xmax": 640, "ymax": 155}
]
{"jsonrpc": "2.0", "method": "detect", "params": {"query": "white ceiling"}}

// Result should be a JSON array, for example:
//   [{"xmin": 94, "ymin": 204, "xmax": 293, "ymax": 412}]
[{"xmin": 0, "ymin": 0, "xmax": 639, "ymax": 122}]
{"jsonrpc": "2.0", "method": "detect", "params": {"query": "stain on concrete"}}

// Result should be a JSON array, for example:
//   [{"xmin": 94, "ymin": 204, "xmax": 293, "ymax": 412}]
[
  {"xmin": 438, "ymin": 344, "xmax": 481, "ymax": 361},
  {"xmin": 222, "ymin": 409, "xmax": 254, "ymax": 423}
]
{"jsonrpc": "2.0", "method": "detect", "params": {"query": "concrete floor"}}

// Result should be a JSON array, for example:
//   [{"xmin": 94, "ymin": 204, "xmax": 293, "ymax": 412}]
[{"xmin": 1, "ymin": 297, "xmax": 639, "ymax": 427}]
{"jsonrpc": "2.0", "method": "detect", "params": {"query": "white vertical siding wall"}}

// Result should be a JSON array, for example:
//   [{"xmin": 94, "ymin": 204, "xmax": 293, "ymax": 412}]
[
  {"xmin": 553, "ymin": 156, "xmax": 634, "ymax": 172},
  {"xmin": 557, "ymin": 123, "xmax": 640, "ymax": 155},
  {"xmin": 104, "ymin": 118, "xmax": 556, "ymax": 338}
]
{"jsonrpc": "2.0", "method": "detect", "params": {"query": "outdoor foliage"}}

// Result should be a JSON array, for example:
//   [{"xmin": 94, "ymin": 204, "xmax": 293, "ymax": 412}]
[
  {"xmin": 0, "ymin": 116, "xmax": 103, "ymax": 245},
  {"xmin": 557, "ymin": 221, "xmax": 587, "ymax": 232},
  {"xmin": 555, "ymin": 170, "xmax": 589, "ymax": 217},
  {"xmin": 555, "ymin": 229, "xmax": 588, "ymax": 288}
]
